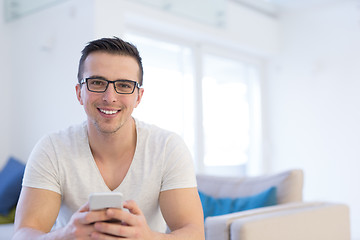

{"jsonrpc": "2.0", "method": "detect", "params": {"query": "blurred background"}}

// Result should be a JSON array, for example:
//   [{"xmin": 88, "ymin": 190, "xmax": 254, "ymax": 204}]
[{"xmin": 0, "ymin": 0, "xmax": 359, "ymax": 238}]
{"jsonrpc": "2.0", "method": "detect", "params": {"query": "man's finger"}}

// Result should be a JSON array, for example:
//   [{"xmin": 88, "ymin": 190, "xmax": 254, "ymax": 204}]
[
  {"xmin": 79, "ymin": 202, "xmax": 90, "ymax": 212},
  {"xmin": 78, "ymin": 209, "xmax": 112, "ymax": 225},
  {"xmin": 123, "ymin": 200, "xmax": 142, "ymax": 215}
]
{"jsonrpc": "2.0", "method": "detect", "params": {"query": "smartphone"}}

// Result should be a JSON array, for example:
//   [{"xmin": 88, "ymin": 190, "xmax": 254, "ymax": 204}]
[{"xmin": 89, "ymin": 192, "xmax": 124, "ymax": 211}]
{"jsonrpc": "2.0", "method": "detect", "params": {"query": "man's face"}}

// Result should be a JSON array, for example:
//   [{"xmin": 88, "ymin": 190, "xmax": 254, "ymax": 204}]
[{"xmin": 76, "ymin": 52, "xmax": 144, "ymax": 134}]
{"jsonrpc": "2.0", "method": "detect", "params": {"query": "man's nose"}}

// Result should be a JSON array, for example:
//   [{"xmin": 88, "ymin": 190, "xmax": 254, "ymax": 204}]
[{"xmin": 102, "ymin": 83, "xmax": 118, "ymax": 102}]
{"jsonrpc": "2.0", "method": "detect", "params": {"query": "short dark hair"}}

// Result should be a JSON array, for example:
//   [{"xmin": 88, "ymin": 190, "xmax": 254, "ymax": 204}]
[{"xmin": 77, "ymin": 37, "xmax": 143, "ymax": 86}]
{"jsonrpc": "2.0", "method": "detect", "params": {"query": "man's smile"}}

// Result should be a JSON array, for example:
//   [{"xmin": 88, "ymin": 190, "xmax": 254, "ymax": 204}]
[{"xmin": 98, "ymin": 108, "xmax": 120, "ymax": 115}]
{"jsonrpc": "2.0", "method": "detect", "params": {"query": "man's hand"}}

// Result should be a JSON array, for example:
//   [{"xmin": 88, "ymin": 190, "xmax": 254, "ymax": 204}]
[
  {"xmin": 90, "ymin": 200, "xmax": 155, "ymax": 239},
  {"xmin": 61, "ymin": 203, "xmax": 115, "ymax": 239}
]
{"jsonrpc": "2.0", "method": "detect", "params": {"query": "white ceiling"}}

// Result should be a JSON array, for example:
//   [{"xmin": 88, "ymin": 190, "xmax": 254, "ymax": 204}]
[
  {"xmin": 234, "ymin": 0, "xmax": 346, "ymax": 17},
  {"xmin": 269, "ymin": 0, "xmax": 344, "ymax": 11}
]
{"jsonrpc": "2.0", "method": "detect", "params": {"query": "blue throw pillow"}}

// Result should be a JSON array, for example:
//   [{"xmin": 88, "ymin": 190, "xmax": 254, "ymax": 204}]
[
  {"xmin": 0, "ymin": 157, "xmax": 25, "ymax": 215},
  {"xmin": 199, "ymin": 186, "xmax": 277, "ymax": 220}
]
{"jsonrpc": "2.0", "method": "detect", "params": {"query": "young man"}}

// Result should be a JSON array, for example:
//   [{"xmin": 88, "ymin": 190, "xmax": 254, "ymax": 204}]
[{"xmin": 13, "ymin": 37, "xmax": 204, "ymax": 239}]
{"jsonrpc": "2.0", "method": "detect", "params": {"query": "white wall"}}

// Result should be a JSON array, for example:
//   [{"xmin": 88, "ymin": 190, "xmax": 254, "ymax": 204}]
[
  {"xmin": 2, "ymin": 0, "xmax": 94, "ymax": 163},
  {"xmin": 265, "ymin": 0, "xmax": 360, "ymax": 238},
  {"xmin": 0, "ymin": 2, "xmax": 12, "ymax": 168}
]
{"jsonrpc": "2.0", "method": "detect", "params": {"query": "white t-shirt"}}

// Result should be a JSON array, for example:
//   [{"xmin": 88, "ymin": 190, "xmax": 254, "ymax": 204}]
[{"xmin": 22, "ymin": 119, "xmax": 197, "ymax": 233}]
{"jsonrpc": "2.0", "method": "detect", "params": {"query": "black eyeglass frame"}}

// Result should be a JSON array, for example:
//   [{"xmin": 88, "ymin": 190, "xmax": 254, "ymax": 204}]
[{"xmin": 80, "ymin": 77, "xmax": 141, "ymax": 94}]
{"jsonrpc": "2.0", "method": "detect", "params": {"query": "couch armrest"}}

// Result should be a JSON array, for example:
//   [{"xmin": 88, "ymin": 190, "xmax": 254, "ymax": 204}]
[
  {"xmin": 204, "ymin": 202, "xmax": 307, "ymax": 240},
  {"xmin": 204, "ymin": 202, "xmax": 350, "ymax": 240},
  {"xmin": 230, "ymin": 202, "xmax": 351, "ymax": 240}
]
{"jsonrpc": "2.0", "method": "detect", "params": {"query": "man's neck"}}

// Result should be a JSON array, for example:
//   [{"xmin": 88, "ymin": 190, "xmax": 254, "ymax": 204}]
[{"xmin": 87, "ymin": 118, "xmax": 137, "ymax": 164}]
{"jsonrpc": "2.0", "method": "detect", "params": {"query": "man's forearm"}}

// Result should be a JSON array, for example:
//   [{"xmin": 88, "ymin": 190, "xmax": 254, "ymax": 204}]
[
  {"xmin": 12, "ymin": 227, "xmax": 66, "ymax": 240},
  {"xmin": 156, "ymin": 224, "xmax": 205, "ymax": 240}
]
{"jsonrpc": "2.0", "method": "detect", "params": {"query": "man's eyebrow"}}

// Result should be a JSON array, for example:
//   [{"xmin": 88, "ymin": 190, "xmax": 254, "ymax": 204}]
[
  {"xmin": 86, "ymin": 75, "xmax": 107, "ymax": 80},
  {"xmin": 86, "ymin": 75, "xmax": 136, "ymax": 82}
]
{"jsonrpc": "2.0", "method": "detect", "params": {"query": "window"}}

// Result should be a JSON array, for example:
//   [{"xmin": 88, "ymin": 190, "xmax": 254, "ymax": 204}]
[
  {"xmin": 202, "ymin": 54, "xmax": 249, "ymax": 166},
  {"xmin": 126, "ymin": 33, "xmax": 262, "ymax": 176}
]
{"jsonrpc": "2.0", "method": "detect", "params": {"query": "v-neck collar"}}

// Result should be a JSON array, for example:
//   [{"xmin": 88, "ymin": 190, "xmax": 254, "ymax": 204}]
[{"xmin": 82, "ymin": 120, "xmax": 140, "ymax": 192}]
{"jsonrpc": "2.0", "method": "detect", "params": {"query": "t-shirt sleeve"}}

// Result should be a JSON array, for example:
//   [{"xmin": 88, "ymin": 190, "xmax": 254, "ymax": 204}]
[
  {"xmin": 160, "ymin": 133, "xmax": 197, "ymax": 192},
  {"xmin": 22, "ymin": 135, "xmax": 61, "ymax": 195}
]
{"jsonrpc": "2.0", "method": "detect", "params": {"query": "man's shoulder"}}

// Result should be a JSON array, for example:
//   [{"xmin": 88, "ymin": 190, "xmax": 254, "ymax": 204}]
[
  {"xmin": 135, "ymin": 119, "xmax": 185, "ymax": 149},
  {"xmin": 135, "ymin": 119, "xmax": 176, "ymax": 138}
]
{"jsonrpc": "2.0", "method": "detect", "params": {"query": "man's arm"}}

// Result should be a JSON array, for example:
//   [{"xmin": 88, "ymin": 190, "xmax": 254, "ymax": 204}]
[
  {"xmin": 159, "ymin": 187, "xmax": 205, "ymax": 240},
  {"xmin": 13, "ymin": 187, "xmax": 112, "ymax": 240},
  {"xmin": 13, "ymin": 187, "xmax": 62, "ymax": 239}
]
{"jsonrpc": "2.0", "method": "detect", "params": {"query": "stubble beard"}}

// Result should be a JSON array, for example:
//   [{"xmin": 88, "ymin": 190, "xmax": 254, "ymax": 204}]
[
  {"xmin": 93, "ymin": 114, "xmax": 133, "ymax": 135},
  {"xmin": 95, "ymin": 122, "xmax": 121, "ymax": 135},
  {"xmin": 93, "ymin": 119, "xmax": 124, "ymax": 135}
]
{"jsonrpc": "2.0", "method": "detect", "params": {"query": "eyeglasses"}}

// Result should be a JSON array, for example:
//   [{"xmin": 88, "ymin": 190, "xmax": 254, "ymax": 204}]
[{"xmin": 80, "ymin": 77, "xmax": 140, "ymax": 94}]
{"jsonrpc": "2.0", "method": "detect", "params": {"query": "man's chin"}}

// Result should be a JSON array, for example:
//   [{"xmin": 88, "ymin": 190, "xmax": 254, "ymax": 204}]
[
  {"xmin": 90, "ymin": 117, "xmax": 133, "ymax": 134},
  {"xmin": 94, "ymin": 123, "xmax": 123, "ymax": 135}
]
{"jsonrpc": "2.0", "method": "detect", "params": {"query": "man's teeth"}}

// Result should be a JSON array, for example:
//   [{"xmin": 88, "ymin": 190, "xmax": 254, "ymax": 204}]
[{"xmin": 100, "ymin": 109, "xmax": 118, "ymax": 115}]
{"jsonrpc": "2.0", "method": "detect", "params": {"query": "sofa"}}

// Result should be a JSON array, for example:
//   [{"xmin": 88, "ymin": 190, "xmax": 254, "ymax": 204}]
[{"xmin": 197, "ymin": 169, "xmax": 351, "ymax": 240}]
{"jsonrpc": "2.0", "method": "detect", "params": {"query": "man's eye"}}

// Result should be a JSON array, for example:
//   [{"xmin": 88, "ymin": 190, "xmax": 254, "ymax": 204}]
[
  {"xmin": 120, "ymin": 84, "xmax": 131, "ymax": 88},
  {"xmin": 90, "ymin": 80, "xmax": 105, "ymax": 86},
  {"xmin": 117, "ymin": 82, "xmax": 132, "ymax": 88}
]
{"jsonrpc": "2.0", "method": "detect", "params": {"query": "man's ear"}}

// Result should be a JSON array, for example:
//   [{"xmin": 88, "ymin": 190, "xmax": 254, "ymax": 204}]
[
  {"xmin": 76, "ymin": 84, "xmax": 84, "ymax": 105},
  {"xmin": 134, "ymin": 88, "xmax": 144, "ymax": 108}
]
